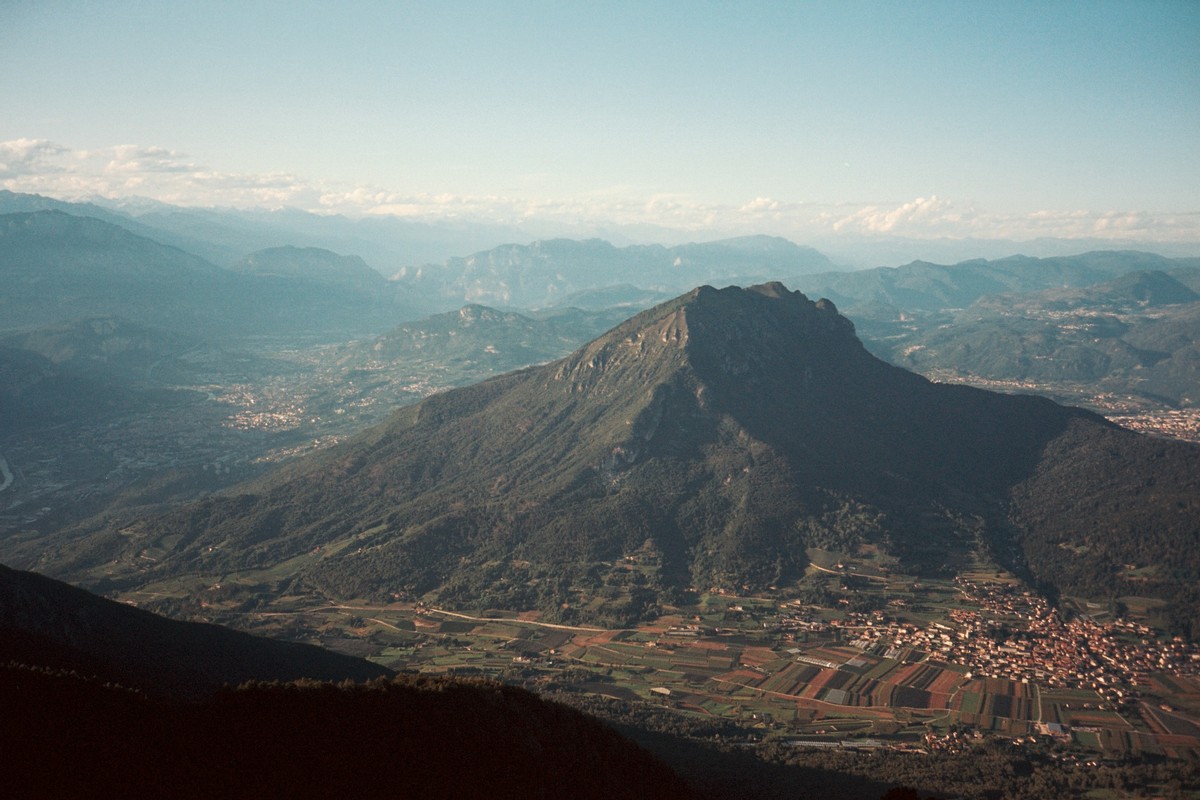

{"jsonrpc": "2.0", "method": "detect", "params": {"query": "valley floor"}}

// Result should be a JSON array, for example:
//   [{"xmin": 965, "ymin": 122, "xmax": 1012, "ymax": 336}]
[{"xmin": 119, "ymin": 554, "xmax": 1200, "ymax": 767}]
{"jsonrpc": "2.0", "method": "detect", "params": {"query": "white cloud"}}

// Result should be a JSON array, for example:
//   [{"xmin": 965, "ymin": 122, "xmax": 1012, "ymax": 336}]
[
  {"xmin": 740, "ymin": 197, "xmax": 782, "ymax": 213},
  {"xmin": 98, "ymin": 144, "xmax": 198, "ymax": 174},
  {"xmin": 0, "ymin": 138, "xmax": 69, "ymax": 177},
  {"xmin": 831, "ymin": 196, "xmax": 966, "ymax": 234},
  {"xmin": 2, "ymin": 138, "xmax": 1198, "ymax": 244}
]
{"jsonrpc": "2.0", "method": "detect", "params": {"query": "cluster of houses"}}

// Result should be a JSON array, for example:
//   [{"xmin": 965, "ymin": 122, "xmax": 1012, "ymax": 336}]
[
  {"xmin": 777, "ymin": 579, "xmax": 1198, "ymax": 703},
  {"xmin": 937, "ymin": 580, "xmax": 1200, "ymax": 696}
]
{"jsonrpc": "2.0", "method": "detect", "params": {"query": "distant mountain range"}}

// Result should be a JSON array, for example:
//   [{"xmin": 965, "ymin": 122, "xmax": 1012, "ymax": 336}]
[
  {"xmin": 0, "ymin": 211, "xmax": 412, "ymax": 337},
  {"xmin": 47, "ymin": 283, "xmax": 1200, "ymax": 635},
  {"xmin": 394, "ymin": 235, "xmax": 836, "ymax": 308},
  {"xmin": 8, "ymin": 187, "xmax": 1196, "ymax": 272},
  {"xmin": 0, "ymin": 203, "xmax": 847, "ymax": 337},
  {"xmin": 0, "ymin": 188, "xmax": 530, "ymax": 269},
  {"xmin": 891, "ymin": 269, "xmax": 1200, "ymax": 406},
  {"xmin": 792, "ymin": 251, "xmax": 1200, "ymax": 318},
  {"xmin": 235, "ymin": 244, "xmax": 389, "ymax": 288}
]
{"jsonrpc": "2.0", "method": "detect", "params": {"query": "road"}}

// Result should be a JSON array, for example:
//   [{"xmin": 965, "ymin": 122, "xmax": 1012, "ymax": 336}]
[
  {"xmin": 260, "ymin": 602, "xmax": 616, "ymax": 634},
  {"xmin": 422, "ymin": 607, "xmax": 612, "ymax": 634},
  {"xmin": 808, "ymin": 562, "xmax": 888, "ymax": 582}
]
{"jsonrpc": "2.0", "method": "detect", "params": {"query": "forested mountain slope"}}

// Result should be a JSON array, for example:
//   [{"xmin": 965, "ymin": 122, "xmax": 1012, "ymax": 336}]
[{"xmin": 48, "ymin": 283, "xmax": 1200, "ymax": 633}]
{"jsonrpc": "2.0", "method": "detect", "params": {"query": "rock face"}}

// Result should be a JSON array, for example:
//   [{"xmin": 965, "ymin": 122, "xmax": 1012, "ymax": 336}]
[{"xmin": 57, "ymin": 283, "xmax": 1200, "ymax": 630}]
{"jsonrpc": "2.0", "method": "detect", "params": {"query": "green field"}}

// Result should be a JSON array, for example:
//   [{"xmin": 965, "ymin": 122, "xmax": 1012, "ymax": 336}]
[{"xmin": 114, "ymin": 542, "xmax": 1200, "ymax": 762}]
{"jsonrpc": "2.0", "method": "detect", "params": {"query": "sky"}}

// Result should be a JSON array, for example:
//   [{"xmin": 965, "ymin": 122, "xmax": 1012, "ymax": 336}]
[{"xmin": 2, "ymin": 0, "xmax": 1198, "ymax": 244}]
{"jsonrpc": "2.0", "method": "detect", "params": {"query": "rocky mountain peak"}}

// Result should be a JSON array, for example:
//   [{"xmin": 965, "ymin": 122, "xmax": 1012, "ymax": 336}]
[
  {"xmin": 546, "ymin": 282, "xmax": 863, "ymax": 402},
  {"xmin": 62, "ymin": 283, "xmax": 1200, "ymax": 630}
]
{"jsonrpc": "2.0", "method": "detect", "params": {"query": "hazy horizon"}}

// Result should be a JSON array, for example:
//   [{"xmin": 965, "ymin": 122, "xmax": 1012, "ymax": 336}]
[{"xmin": 2, "ymin": 1, "xmax": 1198, "ymax": 248}]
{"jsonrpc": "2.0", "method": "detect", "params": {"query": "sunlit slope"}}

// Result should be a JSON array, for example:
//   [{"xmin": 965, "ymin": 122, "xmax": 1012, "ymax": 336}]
[{"xmin": 66, "ymin": 283, "xmax": 1200, "ymax": 631}]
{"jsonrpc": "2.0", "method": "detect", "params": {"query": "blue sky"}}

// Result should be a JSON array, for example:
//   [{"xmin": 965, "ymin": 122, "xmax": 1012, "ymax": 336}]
[{"xmin": 2, "ymin": 0, "xmax": 1198, "ymax": 242}]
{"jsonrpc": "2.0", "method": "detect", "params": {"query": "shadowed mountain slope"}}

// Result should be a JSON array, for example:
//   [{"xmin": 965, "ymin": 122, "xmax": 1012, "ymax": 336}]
[
  {"xmin": 1, "ymin": 667, "xmax": 697, "ymax": 800},
  {"xmin": 55, "ymin": 284, "xmax": 1200, "ymax": 631},
  {"xmin": 0, "ymin": 564, "xmax": 389, "ymax": 697},
  {"xmin": 0, "ymin": 345, "xmax": 132, "ymax": 434},
  {"xmin": 0, "ymin": 315, "xmax": 199, "ymax": 384}
]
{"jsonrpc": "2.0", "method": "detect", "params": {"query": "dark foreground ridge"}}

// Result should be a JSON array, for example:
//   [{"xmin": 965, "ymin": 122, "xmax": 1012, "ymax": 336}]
[
  {"xmin": 1, "ymin": 665, "xmax": 697, "ymax": 800},
  {"xmin": 0, "ymin": 563, "xmax": 389, "ymax": 697},
  {"xmin": 53, "ymin": 283, "xmax": 1200, "ymax": 633}
]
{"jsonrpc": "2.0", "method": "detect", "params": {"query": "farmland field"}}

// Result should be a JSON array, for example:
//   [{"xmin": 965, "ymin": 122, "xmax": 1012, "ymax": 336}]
[{"xmin": 118, "ymin": 550, "xmax": 1200, "ymax": 762}]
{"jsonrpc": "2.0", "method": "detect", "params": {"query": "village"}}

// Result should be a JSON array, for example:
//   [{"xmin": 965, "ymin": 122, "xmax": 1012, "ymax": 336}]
[
  {"xmin": 832, "ymin": 578, "xmax": 1200, "ymax": 697},
  {"xmin": 197, "ymin": 561, "xmax": 1200, "ymax": 763}
]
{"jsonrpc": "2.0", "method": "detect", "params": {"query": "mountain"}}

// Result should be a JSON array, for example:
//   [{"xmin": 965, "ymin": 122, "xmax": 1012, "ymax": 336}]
[
  {"xmin": 229, "ymin": 244, "xmax": 408, "ymax": 326},
  {"xmin": 235, "ymin": 245, "xmax": 389, "ymax": 291},
  {"xmin": 114, "ymin": 201, "xmax": 532, "ymax": 271},
  {"xmin": 393, "ymin": 235, "xmax": 836, "ymax": 308},
  {"xmin": 350, "ymin": 303, "xmax": 631, "ymax": 374},
  {"xmin": 0, "ymin": 211, "xmax": 406, "ymax": 337},
  {"xmin": 1, "ymin": 563, "xmax": 694, "ymax": 798},
  {"xmin": 890, "ymin": 269, "xmax": 1200, "ymax": 406},
  {"xmin": 47, "ymin": 283, "xmax": 1200, "ymax": 633},
  {"xmin": 0, "ymin": 345, "xmax": 131, "ymax": 434},
  {"xmin": 0, "ymin": 315, "xmax": 201, "ymax": 385},
  {"xmin": 0, "ymin": 189, "xmax": 191, "ymax": 246},
  {"xmin": 0, "ymin": 189, "xmax": 530, "ymax": 269},
  {"xmin": 556, "ymin": 283, "xmax": 677, "ymax": 310},
  {"xmin": 2, "ymin": 667, "xmax": 697, "ymax": 800},
  {"xmin": 0, "ymin": 210, "xmax": 244, "ymax": 334},
  {"xmin": 0, "ymin": 563, "xmax": 388, "ymax": 698},
  {"xmin": 792, "ymin": 251, "xmax": 1200, "ymax": 318},
  {"xmin": 810, "ymin": 233, "xmax": 1200, "ymax": 271},
  {"xmin": 968, "ymin": 269, "xmax": 1200, "ymax": 314},
  {"xmin": 0, "ymin": 316, "xmax": 202, "ymax": 436},
  {"xmin": 1092, "ymin": 269, "xmax": 1200, "ymax": 306}
]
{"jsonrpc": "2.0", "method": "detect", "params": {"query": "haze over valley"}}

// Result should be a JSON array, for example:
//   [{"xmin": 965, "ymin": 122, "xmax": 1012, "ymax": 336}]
[
  {"xmin": 4, "ymin": 3, "xmax": 1200, "ymax": 797},
  {"xmin": 3, "ymin": 189, "xmax": 1200, "ymax": 796}
]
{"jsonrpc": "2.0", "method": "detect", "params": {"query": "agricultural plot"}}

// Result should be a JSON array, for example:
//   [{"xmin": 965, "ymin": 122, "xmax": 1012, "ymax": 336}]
[
  {"xmin": 130, "ymin": 551, "xmax": 1200, "ymax": 764},
  {"xmin": 953, "ymin": 678, "xmax": 1035, "ymax": 727}
]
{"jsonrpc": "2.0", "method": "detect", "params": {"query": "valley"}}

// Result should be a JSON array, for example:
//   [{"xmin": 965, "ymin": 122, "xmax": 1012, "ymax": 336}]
[
  {"xmin": 6, "ymin": 321, "xmax": 1198, "ymax": 550},
  {"xmin": 3, "ymin": 199, "xmax": 1200, "ymax": 797},
  {"xmin": 0, "ymin": 312, "xmax": 613, "ymax": 539},
  {"xmin": 8, "ymin": 7, "xmax": 1200, "ymax": 795},
  {"xmin": 113, "ymin": 539, "xmax": 1200, "ymax": 763}
]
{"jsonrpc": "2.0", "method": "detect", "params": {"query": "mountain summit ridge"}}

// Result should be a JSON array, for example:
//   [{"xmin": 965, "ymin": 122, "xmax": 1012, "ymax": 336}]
[{"xmin": 49, "ymin": 283, "xmax": 1200, "ymax": 632}]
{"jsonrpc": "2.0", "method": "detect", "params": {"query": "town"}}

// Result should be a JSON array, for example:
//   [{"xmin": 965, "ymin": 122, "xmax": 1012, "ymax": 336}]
[{"xmin": 144, "ymin": 552, "xmax": 1200, "ymax": 764}]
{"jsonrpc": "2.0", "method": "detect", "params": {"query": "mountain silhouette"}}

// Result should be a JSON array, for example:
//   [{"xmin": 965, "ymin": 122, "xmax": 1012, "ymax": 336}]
[{"xmin": 0, "ymin": 563, "xmax": 389, "ymax": 697}]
